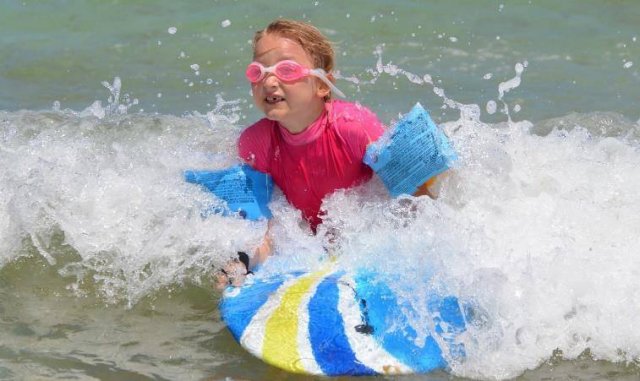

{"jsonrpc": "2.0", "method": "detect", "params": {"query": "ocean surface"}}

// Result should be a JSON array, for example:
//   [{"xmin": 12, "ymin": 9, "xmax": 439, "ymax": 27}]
[{"xmin": 1, "ymin": 1, "xmax": 639, "ymax": 380}]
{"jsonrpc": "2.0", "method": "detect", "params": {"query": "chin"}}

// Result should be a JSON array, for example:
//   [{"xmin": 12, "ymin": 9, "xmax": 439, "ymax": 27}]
[{"xmin": 263, "ymin": 109, "xmax": 287, "ymax": 122}]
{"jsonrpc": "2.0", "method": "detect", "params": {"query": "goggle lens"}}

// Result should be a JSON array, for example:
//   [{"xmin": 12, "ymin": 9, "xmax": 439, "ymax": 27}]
[
  {"xmin": 245, "ymin": 63, "xmax": 264, "ymax": 83},
  {"xmin": 273, "ymin": 61, "xmax": 304, "ymax": 81}
]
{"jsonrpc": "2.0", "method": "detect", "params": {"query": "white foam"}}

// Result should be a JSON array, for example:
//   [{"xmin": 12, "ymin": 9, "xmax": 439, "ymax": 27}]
[
  {"xmin": 316, "ymin": 112, "xmax": 640, "ymax": 379},
  {"xmin": 0, "ymin": 98, "xmax": 262, "ymax": 306},
  {"xmin": 486, "ymin": 100, "xmax": 497, "ymax": 114}
]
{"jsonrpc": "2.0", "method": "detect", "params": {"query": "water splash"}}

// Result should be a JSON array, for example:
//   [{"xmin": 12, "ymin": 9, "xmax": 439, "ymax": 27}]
[
  {"xmin": 202, "ymin": 94, "xmax": 245, "ymax": 127},
  {"xmin": 314, "ymin": 110, "xmax": 640, "ymax": 378},
  {"xmin": 0, "ymin": 87, "xmax": 257, "ymax": 306},
  {"xmin": 337, "ymin": 45, "xmax": 527, "ymax": 130},
  {"xmin": 63, "ymin": 77, "xmax": 140, "ymax": 119}
]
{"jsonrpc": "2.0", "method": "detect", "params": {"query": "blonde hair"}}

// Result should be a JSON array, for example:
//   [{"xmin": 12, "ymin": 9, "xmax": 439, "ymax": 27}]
[{"xmin": 253, "ymin": 19, "xmax": 336, "ymax": 74}]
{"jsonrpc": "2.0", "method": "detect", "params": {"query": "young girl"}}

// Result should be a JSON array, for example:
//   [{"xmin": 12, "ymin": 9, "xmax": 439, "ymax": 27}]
[{"xmin": 215, "ymin": 19, "xmax": 385, "ymax": 288}]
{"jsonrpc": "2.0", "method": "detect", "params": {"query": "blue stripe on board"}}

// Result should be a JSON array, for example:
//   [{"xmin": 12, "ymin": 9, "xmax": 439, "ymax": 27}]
[
  {"xmin": 429, "ymin": 295, "xmax": 466, "ymax": 359},
  {"xmin": 308, "ymin": 272, "xmax": 376, "ymax": 376},
  {"xmin": 430, "ymin": 296, "xmax": 466, "ymax": 333},
  {"xmin": 355, "ymin": 271, "xmax": 447, "ymax": 373},
  {"xmin": 219, "ymin": 275, "xmax": 287, "ymax": 340}
]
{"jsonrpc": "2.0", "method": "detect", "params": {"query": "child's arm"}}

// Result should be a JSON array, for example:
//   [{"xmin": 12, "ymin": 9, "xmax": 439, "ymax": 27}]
[
  {"xmin": 413, "ymin": 171, "xmax": 449, "ymax": 199},
  {"xmin": 215, "ymin": 214, "xmax": 274, "ymax": 290},
  {"xmin": 247, "ymin": 219, "xmax": 274, "ymax": 267},
  {"xmin": 413, "ymin": 176, "xmax": 438, "ymax": 198},
  {"xmin": 214, "ymin": 120, "xmax": 277, "ymax": 289}
]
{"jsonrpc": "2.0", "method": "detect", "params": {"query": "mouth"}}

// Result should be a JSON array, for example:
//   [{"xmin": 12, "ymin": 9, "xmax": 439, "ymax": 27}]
[{"xmin": 265, "ymin": 95, "xmax": 285, "ymax": 105}]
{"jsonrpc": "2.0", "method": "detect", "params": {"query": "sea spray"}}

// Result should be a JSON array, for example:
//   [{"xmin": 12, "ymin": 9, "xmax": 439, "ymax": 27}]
[
  {"xmin": 308, "ymin": 49, "xmax": 640, "ymax": 377},
  {"xmin": 0, "ymin": 85, "xmax": 263, "ymax": 306},
  {"xmin": 317, "ymin": 111, "xmax": 640, "ymax": 378}
]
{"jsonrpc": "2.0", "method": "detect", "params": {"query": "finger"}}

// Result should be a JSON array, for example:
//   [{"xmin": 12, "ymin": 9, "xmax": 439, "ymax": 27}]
[
  {"xmin": 216, "ymin": 273, "xmax": 231, "ymax": 290},
  {"xmin": 214, "ymin": 261, "xmax": 248, "ymax": 289},
  {"xmin": 230, "ymin": 273, "xmax": 246, "ymax": 287},
  {"xmin": 215, "ymin": 273, "xmax": 227, "ymax": 290},
  {"xmin": 215, "ymin": 269, "xmax": 231, "ymax": 290}
]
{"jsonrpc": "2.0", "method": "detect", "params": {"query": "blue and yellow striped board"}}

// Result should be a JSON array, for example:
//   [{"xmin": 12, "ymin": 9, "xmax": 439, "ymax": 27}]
[{"xmin": 220, "ymin": 267, "xmax": 466, "ymax": 376}]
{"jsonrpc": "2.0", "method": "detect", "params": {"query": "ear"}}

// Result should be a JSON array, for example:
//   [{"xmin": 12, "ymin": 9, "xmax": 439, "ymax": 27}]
[{"xmin": 315, "ymin": 79, "xmax": 331, "ymax": 99}]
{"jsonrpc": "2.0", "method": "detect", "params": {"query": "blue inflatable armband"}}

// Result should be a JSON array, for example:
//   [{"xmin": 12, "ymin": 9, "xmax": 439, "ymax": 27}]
[
  {"xmin": 184, "ymin": 164, "xmax": 273, "ymax": 220},
  {"xmin": 363, "ymin": 103, "xmax": 457, "ymax": 197}
]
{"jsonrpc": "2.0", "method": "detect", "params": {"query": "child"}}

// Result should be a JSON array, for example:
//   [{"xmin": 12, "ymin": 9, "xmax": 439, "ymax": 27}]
[{"xmin": 215, "ymin": 19, "xmax": 385, "ymax": 288}]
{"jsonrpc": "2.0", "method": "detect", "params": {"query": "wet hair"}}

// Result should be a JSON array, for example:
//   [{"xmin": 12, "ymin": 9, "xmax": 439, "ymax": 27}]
[{"xmin": 253, "ymin": 19, "xmax": 336, "ymax": 74}]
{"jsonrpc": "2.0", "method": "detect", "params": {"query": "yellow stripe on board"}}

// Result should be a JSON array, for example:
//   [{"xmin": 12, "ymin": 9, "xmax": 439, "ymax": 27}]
[{"xmin": 262, "ymin": 269, "xmax": 330, "ymax": 373}]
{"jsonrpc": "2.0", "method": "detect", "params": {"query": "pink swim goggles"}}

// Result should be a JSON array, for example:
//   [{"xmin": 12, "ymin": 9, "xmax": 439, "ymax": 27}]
[{"xmin": 245, "ymin": 60, "xmax": 345, "ymax": 98}]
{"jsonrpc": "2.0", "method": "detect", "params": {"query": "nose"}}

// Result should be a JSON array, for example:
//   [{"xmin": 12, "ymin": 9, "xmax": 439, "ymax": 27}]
[{"xmin": 262, "ymin": 72, "xmax": 280, "ymax": 88}]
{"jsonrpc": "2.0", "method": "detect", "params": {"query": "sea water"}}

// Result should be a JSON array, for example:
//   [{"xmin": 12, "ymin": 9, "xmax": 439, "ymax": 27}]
[{"xmin": 1, "ymin": 1, "xmax": 639, "ymax": 380}]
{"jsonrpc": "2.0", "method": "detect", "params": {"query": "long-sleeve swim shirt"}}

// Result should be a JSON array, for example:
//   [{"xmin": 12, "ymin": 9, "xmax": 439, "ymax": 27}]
[{"xmin": 238, "ymin": 100, "xmax": 385, "ymax": 229}]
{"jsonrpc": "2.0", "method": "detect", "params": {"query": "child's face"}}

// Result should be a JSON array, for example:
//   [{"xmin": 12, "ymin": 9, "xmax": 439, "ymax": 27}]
[{"xmin": 251, "ymin": 34, "xmax": 329, "ymax": 133}]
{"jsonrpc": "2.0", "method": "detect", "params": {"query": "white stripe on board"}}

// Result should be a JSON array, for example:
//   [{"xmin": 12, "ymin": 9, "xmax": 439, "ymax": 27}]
[{"xmin": 337, "ymin": 274, "xmax": 413, "ymax": 375}]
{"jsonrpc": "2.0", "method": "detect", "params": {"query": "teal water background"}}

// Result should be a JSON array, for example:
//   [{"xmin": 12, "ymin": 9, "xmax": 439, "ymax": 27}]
[
  {"xmin": 2, "ymin": 0, "xmax": 639, "ymax": 122},
  {"xmin": 1, "ymin": 1, "xmax": 640, "ymax": 380}
]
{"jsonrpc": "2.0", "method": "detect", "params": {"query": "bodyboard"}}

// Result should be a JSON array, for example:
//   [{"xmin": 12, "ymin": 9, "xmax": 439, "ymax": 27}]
[{"xmin": 220, "ymin": 267, "xmax": 466, "ymax": 376}]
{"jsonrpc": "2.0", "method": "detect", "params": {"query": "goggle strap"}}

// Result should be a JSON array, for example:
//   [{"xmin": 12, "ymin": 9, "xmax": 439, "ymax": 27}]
[{"xmin": 309, "ymin": 69, "xmax": 346, "ymax": 98}]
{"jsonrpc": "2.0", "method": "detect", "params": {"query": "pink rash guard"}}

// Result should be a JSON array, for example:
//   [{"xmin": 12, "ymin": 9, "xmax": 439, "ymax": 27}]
[{"xmin": 238, "ymin": 100, "xmax": 385, "ymax": 229}]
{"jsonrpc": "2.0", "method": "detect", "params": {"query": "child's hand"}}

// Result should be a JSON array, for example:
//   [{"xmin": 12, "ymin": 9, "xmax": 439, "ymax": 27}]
[{"xmin": 215, "ymin": 252, "xmax": 252, "ymax": 289}]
